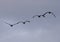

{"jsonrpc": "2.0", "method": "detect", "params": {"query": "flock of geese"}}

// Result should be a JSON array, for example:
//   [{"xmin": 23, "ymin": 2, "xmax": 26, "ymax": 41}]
[{"xmin": 4, "ymin": 11, "xmax": 56, "ymax": 27}]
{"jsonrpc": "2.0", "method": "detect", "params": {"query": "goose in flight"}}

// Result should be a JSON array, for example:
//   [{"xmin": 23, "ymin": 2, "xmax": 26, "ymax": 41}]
[
  {"xmin": 41, "ymin": 14, "xmax": 46, "ymax": 17},
  {"xmin": 20, "ymin": 20, "xmax": 30, "ymax": 24},
  {"xmin": 4, "ymin": 21, "xmax": 21, "ymax": 27},
  {"xmin": 4, "ymin": 22, "xmax": 15, "ymax": 27},
  {"xmin": 32, "ymin": 15, "xmax": 42, "ymax": 18},
  {"xmin": 43, "ymin": 11, "xmax": 56, "ymax": 17}
]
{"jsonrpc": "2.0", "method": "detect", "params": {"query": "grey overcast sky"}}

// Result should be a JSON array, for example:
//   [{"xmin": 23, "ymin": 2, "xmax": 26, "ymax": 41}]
[{"xmin": 0, "ymin": 0, "xmax": 60, "ymax": 42}]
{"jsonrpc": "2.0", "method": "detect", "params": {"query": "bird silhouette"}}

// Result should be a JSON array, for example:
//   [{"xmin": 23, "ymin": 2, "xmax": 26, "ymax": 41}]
[
  {"xmin": 4, "ymin": 22, "xmax": 14, "ymax": 27},
  {"xmin": 4, "ymin": 21, "xmax": 21, "ymax": 27},
  {"xmin": 43, "ymin": 11, "xmax": 56, "ymax": 17},
  {"xmin": 20, "ymin": 20, "xmax": 30, "ymax": 24},
  {"xmin": 41, "ymin": 14, "xmax": 46, "ymax": 17},
  {"xmin": 32, "ymin": 15, "xmax": 42, "ymax": 18}
]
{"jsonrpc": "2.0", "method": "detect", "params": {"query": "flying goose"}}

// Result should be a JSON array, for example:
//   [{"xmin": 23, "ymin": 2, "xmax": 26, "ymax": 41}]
[
  {"xmin": 41, "ymin": 14, "xmax": 46, "ymax": 17},
  {"xmin": 43, "ymin": 11, "xmax": 56, "ymax": 17},
  {"xmin": 20, "ymin": 20, "xmax": 30, "ymax": 24},
  {"xmin": 4, "ymin": 22, "xmax": 15, "ymax": 27},
  {"xmin": 32, "ymin": 15, "xmax": 42, "ymax": 18},
  {"xmin": 4, "ymin": 21, "xmax": 21, "ymax": 27}
]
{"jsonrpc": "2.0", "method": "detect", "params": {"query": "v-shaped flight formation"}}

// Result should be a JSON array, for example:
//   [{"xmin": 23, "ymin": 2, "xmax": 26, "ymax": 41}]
[{"xmin": 4, "ymin": 11, "xmax": 56, "ymax": 27}]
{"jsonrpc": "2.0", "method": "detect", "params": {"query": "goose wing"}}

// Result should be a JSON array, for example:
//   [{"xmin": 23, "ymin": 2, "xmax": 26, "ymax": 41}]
[
  {"xmin": 43, "ymin": 12, "xmax": 49, "ymax": 15},
  {"xmin": 13, "ymin": 21, "xmax": 23, "ymax": 25},
  {"xmin": 4, "ymin": 22, "xmax": 11, "ymax": 25},
  {"xmin": 50, "ymin": 12, "xmax": 56, "ymax": 17},
  {"xmin": 25, "ymin": 20, "xmax": 30, "ymax": 23},
  {"xmin": 32, "ymin": 15, "xmax": 39, "ymax": 18},
  {"xmin": 32, "ymin": 15, "xmax": 41, "ymax": 18}
]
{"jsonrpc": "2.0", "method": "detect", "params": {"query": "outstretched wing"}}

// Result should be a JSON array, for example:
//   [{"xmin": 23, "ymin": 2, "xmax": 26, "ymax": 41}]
[
  {"xmin": 4, "ymin": 22, "xmax": 14, "ymax": 27},
  {"xmin": 44, "ymin": 11, "xmax": 56, "ymax": 17},
  {"xmin": 43, "ymin": 11, "xmax": 50, "ymax": 15},
  {"xmin": 32, "ymin": 15, "xmax": 39, "ymax": 18},
  {"xmin": 49, "ymin": 12, "xmax": 56, "ymax": 17},
  {"xmin": 4, "ymin": 21, "xmax": 11, "ymax": 25},
  {"xmin": 13, "ymin": 21, "xmax": 23, "ymax": 25},
  {"xmin": 22, "ymin": 20, "xmax": 30, "ymax": 24},
  {"xmin": 25, "ymin": 20, "xmax": 30, "ymax": 23}
]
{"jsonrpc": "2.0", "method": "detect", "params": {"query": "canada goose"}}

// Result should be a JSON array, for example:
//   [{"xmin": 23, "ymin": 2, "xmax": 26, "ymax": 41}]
[
  {"xmin": 32, "ymin": 15, "xmax": 41, "ymax": 18},
  {"xmin": 48, "ymin": 12, "xmax": 56, "ymax": 17},
  {"xmin": 4, "ymin": 22, "xmax": 14, "ymax": 27},
  {"xmin": 41, "ymin": 14, "xmax": 46, "ymax": 17},
  {"xmin": 4, "ymin": 21, "xmax": 21, "ymax": 27},
  {"xmin": 20, "ymin": 20, "xmax": 30, "ymax": 24},
  {"xmin": 43, "ymin": 11, "xmax": 56, "ymax": 17}
]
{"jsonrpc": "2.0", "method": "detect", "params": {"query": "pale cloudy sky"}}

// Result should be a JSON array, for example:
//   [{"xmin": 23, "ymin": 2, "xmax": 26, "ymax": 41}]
[{"xmin": 0, "ymin": 0, "xmax": 60, "ymax": 42}]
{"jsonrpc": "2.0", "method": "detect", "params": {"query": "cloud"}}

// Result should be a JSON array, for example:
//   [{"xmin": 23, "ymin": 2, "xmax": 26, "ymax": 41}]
[{"xmin": 0, "ymin": 29, "xmax": 60, "ymax": 42}]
